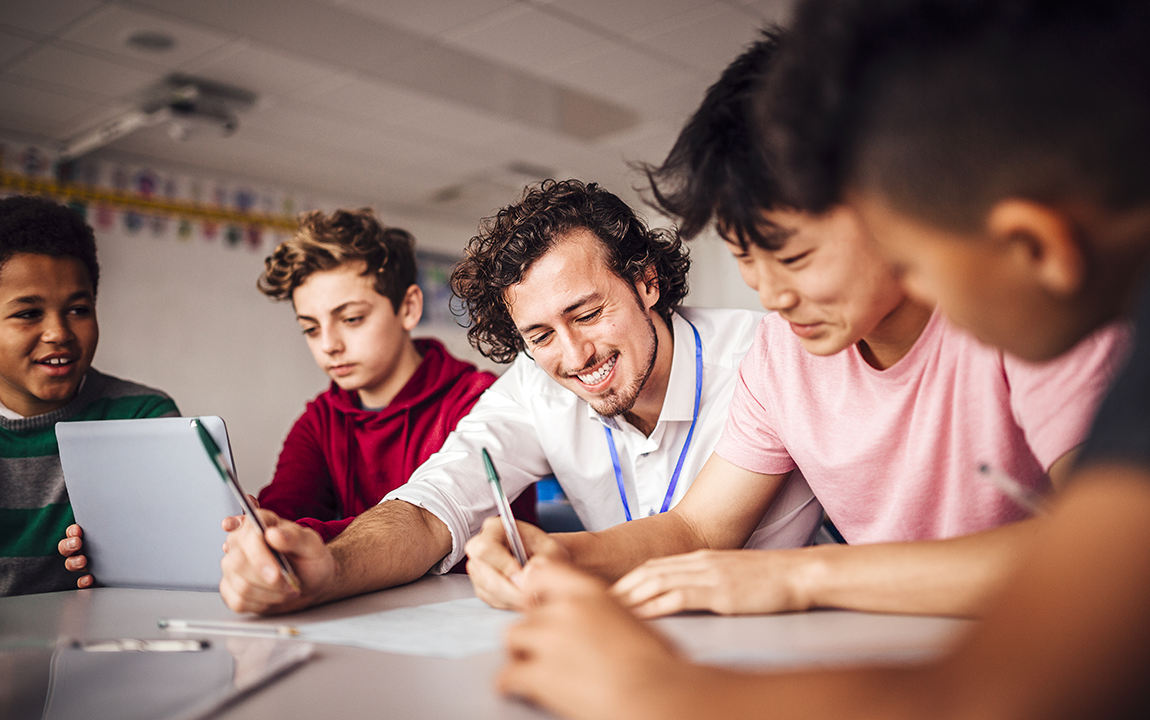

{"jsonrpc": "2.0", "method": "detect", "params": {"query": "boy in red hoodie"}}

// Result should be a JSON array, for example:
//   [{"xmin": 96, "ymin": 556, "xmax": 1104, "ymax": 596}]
[{"xmin": 254, "ymin": 208, "xmax": 534, "ymax": 543}]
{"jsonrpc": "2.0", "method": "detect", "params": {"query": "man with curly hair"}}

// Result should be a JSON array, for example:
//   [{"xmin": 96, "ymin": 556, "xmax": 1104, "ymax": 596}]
[{"xmin": 218, "ymin": 180, "xmax": 821, "ymax": 615}]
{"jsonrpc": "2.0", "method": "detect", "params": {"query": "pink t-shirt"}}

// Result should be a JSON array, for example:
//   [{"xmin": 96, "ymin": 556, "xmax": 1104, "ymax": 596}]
[{"xmin": 715, "ymin": 310, "xmax": 1127, "ymax": 544}]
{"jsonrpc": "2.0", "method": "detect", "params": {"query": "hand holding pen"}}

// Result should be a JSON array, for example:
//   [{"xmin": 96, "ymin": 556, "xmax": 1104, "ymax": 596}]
[
  {"xmin": 193, "ymin": 419, "xmax": 300, "ymax": 593},
  {"xmin": 465, "ymin": 449, "xmax": 574, "ymax": 611}
]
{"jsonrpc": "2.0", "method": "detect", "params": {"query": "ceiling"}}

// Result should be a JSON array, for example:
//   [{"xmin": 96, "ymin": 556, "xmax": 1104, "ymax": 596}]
[{"xmin": 0, "ymin": 0, "xmax": 793, "ymax": 236}]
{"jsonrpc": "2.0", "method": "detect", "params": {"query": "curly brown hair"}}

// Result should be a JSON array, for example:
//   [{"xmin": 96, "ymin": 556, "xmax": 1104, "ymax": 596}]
[
  {"xmin": 258, "ymin": 207, "xmax": 417, "ymax": 310},
  {"xmin": 451, "ymin": 179, "xmax": 691, "ymax": 364}
]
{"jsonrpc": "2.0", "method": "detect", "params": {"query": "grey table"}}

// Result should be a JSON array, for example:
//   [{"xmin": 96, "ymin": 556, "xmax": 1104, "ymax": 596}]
[{"xmin": 0, "ymin": 575, "xmax": 969, "ymax": 719}]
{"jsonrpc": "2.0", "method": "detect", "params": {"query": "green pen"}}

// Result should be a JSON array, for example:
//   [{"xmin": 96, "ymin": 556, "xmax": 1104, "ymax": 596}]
[
  {"xmin": 193, "ymin": 418, "xmax": 301, "ymax": 593},
  {"xmin": 482, "ymin": 448, "xmax": 528, "ymax": 566}
]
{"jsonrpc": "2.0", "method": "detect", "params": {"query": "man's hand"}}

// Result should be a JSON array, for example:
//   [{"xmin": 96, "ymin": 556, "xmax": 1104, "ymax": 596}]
[
  {"xmin": 612, "ymin": 549, "xmax": 810, "ymax": 618},
  {"xmin": 219, "ymin": 509, "xmax": 334, "ymax": 615},
  {"xmin": 57, "ymin": 524, "xmax": 95, "ymax": 589},
  {"xmin": 498, "ymin": 558, "xmax": 701, "ymax": 720},
  {"xmin": 465, "ymin": 516, "xmax": 571, "ymax": 610}
]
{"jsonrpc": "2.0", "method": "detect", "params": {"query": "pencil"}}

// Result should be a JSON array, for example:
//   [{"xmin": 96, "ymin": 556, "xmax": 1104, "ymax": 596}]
[
  {"xmin": 159, "ymin": 618, "xmax": 301, "ymax": 637},
  {"xmin": 977, "ymin": 463, "xmax": 1047, "ymax": 515}
]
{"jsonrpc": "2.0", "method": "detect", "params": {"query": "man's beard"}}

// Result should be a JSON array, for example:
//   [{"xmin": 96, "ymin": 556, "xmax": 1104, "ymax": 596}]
[{"xmin": 586, "ymin": 309, "xmax": 658, "ymax": 419}]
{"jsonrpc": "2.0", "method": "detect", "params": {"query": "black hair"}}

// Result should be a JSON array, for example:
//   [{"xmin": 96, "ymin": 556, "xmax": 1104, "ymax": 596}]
[
  {"xmin": 761, "ymin": 0, "xmax": 1150, "ymax": 230},
  {"xmin": 0, "ymin": 195, "xmax": 100, "ymax": 294},
  {"xmin": 452, "ymin": 179, "xmax": 690, "ymax": 363},
  {"xmin": 641, "ymin": 27, "xmax": 796, "ymax": 250}
]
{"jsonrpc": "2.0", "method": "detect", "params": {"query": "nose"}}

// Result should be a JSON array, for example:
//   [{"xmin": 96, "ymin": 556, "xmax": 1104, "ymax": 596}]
[
  {"xmin": 319, "ymin": 325, "xmax": 344, "ymax": 355},
  {"xmin": 753, "ymin": 263, "xmax": 799, "ymax": 313},
  {"xmin": 556, "ymin": 328, "xmax": 595, "ymax": 374},
  {"xmin": 41, "ymin": 312, "xmax": 76, "ymax": 344}
]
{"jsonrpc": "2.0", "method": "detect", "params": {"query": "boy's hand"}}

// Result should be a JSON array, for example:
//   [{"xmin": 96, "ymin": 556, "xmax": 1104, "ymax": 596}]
[
  {"xmin": 465, "ymin": 516, "xmax": 570, "ymax": 610},
  {"xmin": 219, "ymin": 508, "xmax": 334, "ymax": 615},
  {"xmin": 611, "ymin": 549, "xmax": 807, "ymax": 618},
  {"xmin": 498, "ymin": 558, "xmax": 696, "ymax": 720},
  {"xmin": 57, "ymin": 524, "xmax": 95, "ymax": 589}
]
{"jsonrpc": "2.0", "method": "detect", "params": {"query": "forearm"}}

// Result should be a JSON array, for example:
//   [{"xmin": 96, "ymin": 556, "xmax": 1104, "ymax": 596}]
[
  {"xmin": 794, "ymin": 519, "xmax": 1042, "ymax": 617},
  {"xmin": 644, "ymin": 663, "xmax": 929, "ymax": 720},
  {"xmin": 554, "ymin": 458, "xmax": 789, "ymax": 583},
  {"xmin": 555, "ymin": 510, "xmax": 716, "ymax": 582},
  {"xmin": 321, "ymin": 499, "xmax": 452, "ymax": 602}
]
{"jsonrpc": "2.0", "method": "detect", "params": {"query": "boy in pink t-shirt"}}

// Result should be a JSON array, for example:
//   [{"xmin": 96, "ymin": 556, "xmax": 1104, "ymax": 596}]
[
  {"xmin": 718, "ymin": 306, "xmax": 1120, "ymax": 546},
  {"xmin": 600, "ymin": 32, "xmax": 1127, "ymax": 620}
]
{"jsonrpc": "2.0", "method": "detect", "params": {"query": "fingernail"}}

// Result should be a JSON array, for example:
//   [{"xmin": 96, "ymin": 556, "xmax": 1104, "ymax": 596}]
[
  {"xmin": 263, "ymin": 566, "xmax": 278, "ymax": 583},
  {"xmin": 510, "ymin": 572, "xmax": 525, "ymax": 588},
  {"xmin": 68, "ymin": 538, "xmax": 79, "ymax": 550}
]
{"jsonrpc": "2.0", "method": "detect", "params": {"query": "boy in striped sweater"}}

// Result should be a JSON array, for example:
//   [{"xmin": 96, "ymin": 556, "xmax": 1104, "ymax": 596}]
[{"xmin": 0, "ymin": 195, "xmax": 177, "ymax": 596}]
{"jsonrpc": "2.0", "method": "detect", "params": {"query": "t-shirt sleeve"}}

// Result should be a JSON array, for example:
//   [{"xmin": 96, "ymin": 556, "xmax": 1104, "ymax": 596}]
[
  {"xmin": 1079, "ymin": 284, "xmax": 1150, "ymax": 470},
  {"xmin": 713, "ymin": 322, "xmax": 796, "ymax": 476},
  {"xmin": 1005, "ymin": 321, "xmax": 1131, "ymax": 470}
]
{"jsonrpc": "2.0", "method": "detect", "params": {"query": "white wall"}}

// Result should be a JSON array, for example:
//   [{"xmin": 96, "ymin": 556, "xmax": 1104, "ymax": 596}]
[{"xmin": 683, "ymin": 232, "xmax": 763, "ymax": 312}]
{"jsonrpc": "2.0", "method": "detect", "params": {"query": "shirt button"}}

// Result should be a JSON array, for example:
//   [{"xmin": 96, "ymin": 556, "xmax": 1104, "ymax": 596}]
[{"xmin": 647, "ymin": 508, "xmax": 656, "ymax": 517}]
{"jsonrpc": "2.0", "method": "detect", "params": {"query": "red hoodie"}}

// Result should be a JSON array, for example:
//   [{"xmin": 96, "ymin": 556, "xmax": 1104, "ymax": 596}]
[{"xmin": 259, "ymin": 338, "xmax": 535, "ymax": 545}]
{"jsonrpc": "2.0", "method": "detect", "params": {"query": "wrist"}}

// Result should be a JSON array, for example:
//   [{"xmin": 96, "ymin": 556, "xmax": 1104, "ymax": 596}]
[{"xmin": 787, "ymin": 545, "xmax": 834, "ymax": 611}]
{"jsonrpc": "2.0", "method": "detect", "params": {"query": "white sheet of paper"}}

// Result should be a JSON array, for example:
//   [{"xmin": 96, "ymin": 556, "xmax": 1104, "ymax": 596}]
[{"xmin": 297, "ymin": 598, "xmax": 518, "ymax": 659}]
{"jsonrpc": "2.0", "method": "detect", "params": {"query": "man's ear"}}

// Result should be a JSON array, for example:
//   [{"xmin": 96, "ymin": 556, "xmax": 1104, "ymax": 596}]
[
  {"xmin": 986, "ymin": 199, "xmax": 1085, "ymax": 296},
  {"xmin": 635, "ymin": 265, "xmax": 661, "ymax": 310},
  {"xmin": 399, "ymin": 284, "xmax": 424, "ymax": 330}
]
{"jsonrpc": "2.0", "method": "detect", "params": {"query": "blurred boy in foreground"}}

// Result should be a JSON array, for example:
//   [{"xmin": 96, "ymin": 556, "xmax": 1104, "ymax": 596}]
[{"xmin": 497, "ymin": 1, "xmax": 1150, "ymax": 718}]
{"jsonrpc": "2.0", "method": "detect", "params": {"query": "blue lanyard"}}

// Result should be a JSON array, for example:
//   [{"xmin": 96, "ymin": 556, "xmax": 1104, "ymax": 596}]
[{"xmin": 604, "ymin": 320, "xmax": 703, "ymax": 521}]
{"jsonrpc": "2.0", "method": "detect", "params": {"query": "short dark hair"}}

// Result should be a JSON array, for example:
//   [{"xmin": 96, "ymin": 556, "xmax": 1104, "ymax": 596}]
[
  {"xmin": 0, "ymin": 195, "xmax": 100, "ymax": 294},
  {"xmin": 452, "ymin": 179, "xmax": 690, "ymax": 364},
  {"xmin": 760, "ymin": 0, "xmax": 1150, "ymax": 230},
  {"xmin": 258, "ymin": 207, "xmax": 417, "ymax": 311},
  {"xmin": 642, "ymin": 27, "xmax": 796, "ymax": 251}
]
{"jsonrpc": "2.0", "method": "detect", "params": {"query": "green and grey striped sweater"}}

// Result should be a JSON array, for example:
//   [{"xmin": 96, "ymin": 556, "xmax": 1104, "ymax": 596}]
[{"xmin": 0, "ymin": 368, "xmax": 178, "ymax": 596}]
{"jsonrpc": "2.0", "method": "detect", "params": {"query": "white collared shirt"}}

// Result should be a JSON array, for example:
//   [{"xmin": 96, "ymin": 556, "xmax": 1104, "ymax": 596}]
[{"xmin": 386, "ymin": 307, "xmax": 822, "ymax": 572}]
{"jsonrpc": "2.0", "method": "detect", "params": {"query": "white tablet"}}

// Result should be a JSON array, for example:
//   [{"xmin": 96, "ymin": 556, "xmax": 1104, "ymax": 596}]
[{"xmin": 56, "ymin": 416, "xmax": 244, "ymax": 591}]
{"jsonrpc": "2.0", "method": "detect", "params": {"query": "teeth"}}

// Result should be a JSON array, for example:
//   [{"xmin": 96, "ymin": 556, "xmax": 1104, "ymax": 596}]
[
  {"xmin": 577, "ymin": 355, "xmax": 616, "ymax": 385},
  {"xmin": 41, "ymin": 358, "xmax": 72, "ymax": 365}
]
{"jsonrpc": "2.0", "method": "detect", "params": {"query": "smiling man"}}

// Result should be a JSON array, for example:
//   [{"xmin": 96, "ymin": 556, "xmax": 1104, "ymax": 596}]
[{"xmin": 217, "ymin": 180, "xmax": 821, "ymax": 615}]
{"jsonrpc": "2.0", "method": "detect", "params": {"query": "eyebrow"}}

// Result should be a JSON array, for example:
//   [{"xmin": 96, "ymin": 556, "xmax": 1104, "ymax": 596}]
[
  {"xmin": 296, "ymin": 300, "xmax": 371, "ymax": 323},
  {"xmin": 516, "ymin": 292, "xmax": 600, "ymax": 335},
  {"xmin": 5, "ymin": 290, "xmax": 94, "ymax": 307}
]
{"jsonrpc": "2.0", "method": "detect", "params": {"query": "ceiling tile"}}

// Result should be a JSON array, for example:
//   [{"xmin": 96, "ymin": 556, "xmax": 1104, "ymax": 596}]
[
  {"xmin": 60, "ymin": 4, "xmax": 234, "ymax": 69},
  {"xmin": 543, "ymin": 43, "xmax": 687, "ymax": 99},
  {"xmin": 0, "ymin": 77, "xmax": 105, "ymax": 135},
  {"xmin": 298, "ymin": 74, "xmax": 425, "ymax": 124},
  {"xmin": 7, "ymin": 44, "xmax": 158, "ymax": 100},
  {"xmin": 0, "ymin": 0, "xmax": 102, "ymax": 36},
  {"xmin": 0, "ymin": 29, "xmax": 36, "ymax": 66},
  {"xmin": 632, "ymin": 4, "xmax": 764, "ymax": 76},
  {"xmin": 544, "ymin": 0, "xmax": 713, "ymax": 34},
  {"xmin": 183, "ymin": 40, "xmax": 341, "ymax": 101},
  {"xmin": 337, "ymin": 0, "xmax": 516, "ymax": 37},
  {"xmin": 441, "ymin": 4, "xmax": 607, "ymax": 75},
  {"xmin": 731, "ymin": 0, "xmax": 794, "ymax": 24}
]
